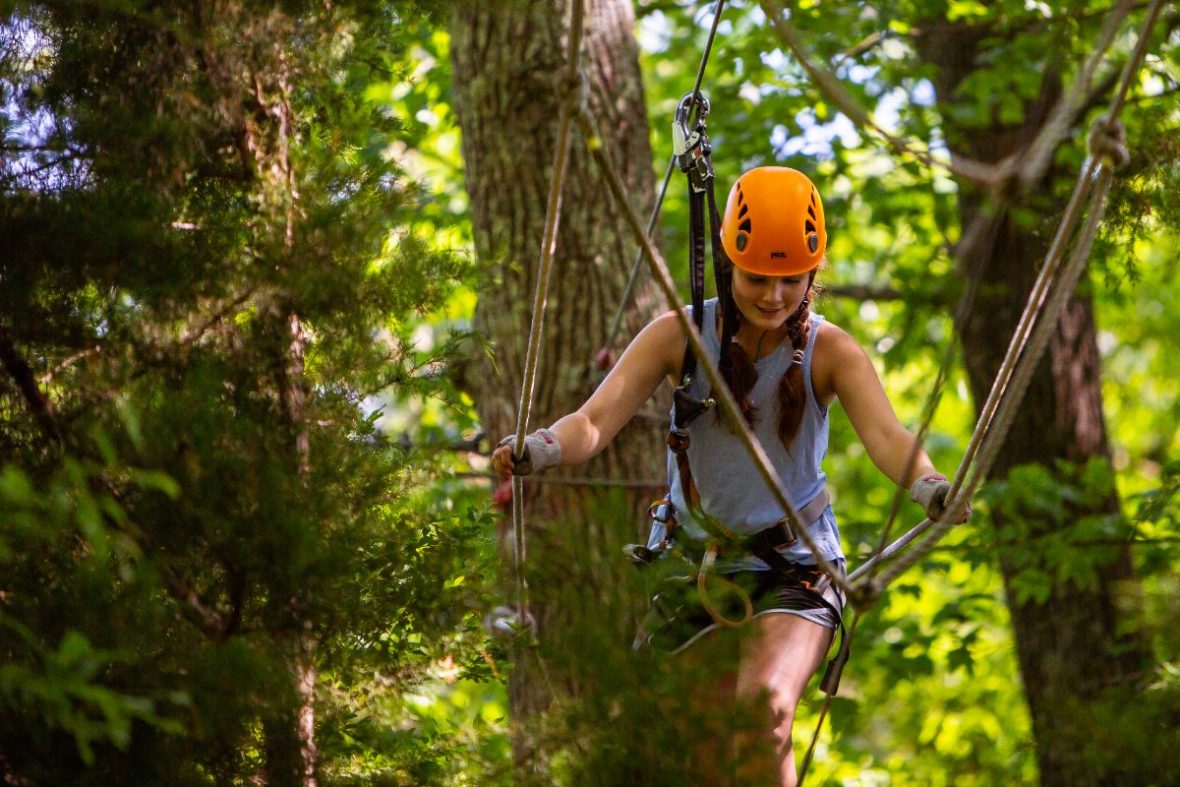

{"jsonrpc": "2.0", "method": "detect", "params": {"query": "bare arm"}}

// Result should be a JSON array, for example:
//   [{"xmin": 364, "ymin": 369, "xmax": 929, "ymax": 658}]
[
  {"xmin": 813, "ymin": 324, "xmax": 938, "ymax": 488},
  {"xmin": 492, "ymin": 311, "xmax": 684, "ymax": 475}
]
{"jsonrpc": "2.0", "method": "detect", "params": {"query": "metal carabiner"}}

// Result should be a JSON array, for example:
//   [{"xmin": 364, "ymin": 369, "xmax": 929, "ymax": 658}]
[
  {"xmin": 672, "ymin": 91, "xmax": 714, "ymax": 191},
  {"xmin": 672, "ymin": 91, "xmax": 710, "ymax": 156}
]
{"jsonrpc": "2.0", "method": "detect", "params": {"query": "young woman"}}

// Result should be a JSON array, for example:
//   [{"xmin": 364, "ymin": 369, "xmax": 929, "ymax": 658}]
[{"xmin": 493, "ymin": 166, "xmax": 967, "ymax": 785}]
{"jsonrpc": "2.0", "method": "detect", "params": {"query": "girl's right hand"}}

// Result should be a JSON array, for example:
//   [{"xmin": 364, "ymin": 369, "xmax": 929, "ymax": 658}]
[
  {"xmin": 491, "ymin": 441, "xmax": 517, "ymax": 479},
  {"xmin": 493, "ymin": 428, "xmax": 562, "ymax": 478}
]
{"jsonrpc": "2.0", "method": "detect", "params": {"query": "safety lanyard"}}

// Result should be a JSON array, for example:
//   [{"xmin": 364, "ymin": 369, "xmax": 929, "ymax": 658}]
[
  {"xmin": 671, "ymin": 91, "xmax": 720, "ymax": 407},
  {"xmin": 668, "ymin": 91, "xmax": 732, "ymax": 537}
]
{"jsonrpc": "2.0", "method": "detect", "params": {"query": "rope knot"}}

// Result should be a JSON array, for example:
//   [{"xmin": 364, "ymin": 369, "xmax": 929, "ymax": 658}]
[{"xmin": 1087, "ymin": 115, "xmax": 1129, "ymax": 169}]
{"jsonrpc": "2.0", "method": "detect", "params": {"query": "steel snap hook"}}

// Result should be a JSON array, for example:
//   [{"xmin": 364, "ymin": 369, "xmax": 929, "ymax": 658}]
[{"xmin": 672, "ymin": 91, "xmax": 711, "ymax": 157}]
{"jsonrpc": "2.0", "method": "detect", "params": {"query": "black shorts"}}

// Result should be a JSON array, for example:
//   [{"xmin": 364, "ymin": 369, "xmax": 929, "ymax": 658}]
[{"xmin": 634, "ymin": 560, "xmax": 847, "ymax": 654}]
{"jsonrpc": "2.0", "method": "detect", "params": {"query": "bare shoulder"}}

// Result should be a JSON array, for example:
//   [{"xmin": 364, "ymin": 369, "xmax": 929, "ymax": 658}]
[
  {"xmin": 627, "ymin": 309, "xmax": 688, "ymax": 382},
  {"xmin": 812, "ymin": 319, "xmax": 874, "ymax": 403}
]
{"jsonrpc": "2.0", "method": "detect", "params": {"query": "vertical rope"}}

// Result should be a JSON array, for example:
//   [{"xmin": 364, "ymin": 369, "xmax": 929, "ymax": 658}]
[{"xmin": 509, "ymin": 0, "xmax": 587, "ymax": 629}]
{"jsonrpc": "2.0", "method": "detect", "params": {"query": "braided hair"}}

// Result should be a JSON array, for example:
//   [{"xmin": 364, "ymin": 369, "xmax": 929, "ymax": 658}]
[{"xmin": 717, "ymin": 266, "xmax": 818, "ymax": 449}]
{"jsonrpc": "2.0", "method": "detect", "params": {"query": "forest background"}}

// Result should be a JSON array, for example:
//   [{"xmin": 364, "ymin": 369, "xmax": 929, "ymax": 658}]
[{"xmin": 0, "ymin": 0, "xmax": 1177, "ymax": 785}]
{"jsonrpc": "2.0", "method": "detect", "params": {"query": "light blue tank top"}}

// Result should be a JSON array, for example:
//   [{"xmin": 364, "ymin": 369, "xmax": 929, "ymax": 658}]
[{"xmin": 650, "ymin": 298, "xmax": 843, "ymax": 569}]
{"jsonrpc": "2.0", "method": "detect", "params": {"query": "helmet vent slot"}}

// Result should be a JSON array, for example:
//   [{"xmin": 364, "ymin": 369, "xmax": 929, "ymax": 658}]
[
  {"xmin": 738, "ymin": 204, "xmax": 749, "ymax": 219},
  {"xmin": 805, "ymin": 219, "xmax": 816, "ymax": 234},
  {"xmin": 739, "ymin": 219, "xmax": 752, "ymax": 234},
  {"xmin": 807, "ymin": 205, "xmax": 816, "ymax": 220}
]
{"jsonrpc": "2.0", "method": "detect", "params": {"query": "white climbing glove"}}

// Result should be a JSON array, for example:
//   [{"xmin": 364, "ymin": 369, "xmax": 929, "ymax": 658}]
[
  {"xmin": 496, "ymin": 428, "xmax": 562, "ymax": 476},
  {"xmin": 909, "ymin": 473, "xmax": 971, "ymax": 523}
]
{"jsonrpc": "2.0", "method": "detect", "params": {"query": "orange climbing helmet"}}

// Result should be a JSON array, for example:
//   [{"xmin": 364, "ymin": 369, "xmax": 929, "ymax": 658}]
[{"xmin": 719, "ymin": 166, "xmax": 826, "ymax": 276}]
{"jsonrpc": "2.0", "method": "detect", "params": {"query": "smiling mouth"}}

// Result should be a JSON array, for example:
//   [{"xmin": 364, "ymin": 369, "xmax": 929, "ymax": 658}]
[{"xmin": 757, "ymin": 306, "xmax": 784, "ymax": 314}]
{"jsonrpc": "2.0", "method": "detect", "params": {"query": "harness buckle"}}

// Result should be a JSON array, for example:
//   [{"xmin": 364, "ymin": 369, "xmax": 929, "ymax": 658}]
[{"xmin": 666, "ymin": 428, "xmax": 690, "ymax": 453}]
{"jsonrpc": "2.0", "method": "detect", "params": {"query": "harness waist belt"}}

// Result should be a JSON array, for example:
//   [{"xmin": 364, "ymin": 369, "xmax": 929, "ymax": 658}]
[{"xmin": 744, "ymin": 488, "xmax": 830, "ymax": 553}]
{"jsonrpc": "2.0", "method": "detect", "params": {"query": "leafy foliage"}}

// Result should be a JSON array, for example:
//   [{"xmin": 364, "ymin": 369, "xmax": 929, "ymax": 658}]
[
  {"xmin": 0, "ymin": 0, "xmax": 498, "ymax": 783},
  {"xmin": 2, "ymin": 0, "xmax": 1177, "ymax": 783}
]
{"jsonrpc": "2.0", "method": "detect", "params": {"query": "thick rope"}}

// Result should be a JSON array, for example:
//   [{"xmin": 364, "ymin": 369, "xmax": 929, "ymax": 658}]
[
  {"xmin": 847, "ymin": 177, "xmax": 1096, "ymax": 586},
  {"xmin": 851, "ymin": 212, "xmax": 1000, "ymax": 588},
  {"xmin": 575, "ymin": 106, "xmax": 850, "ymax": 595},
  {"xmin": 864, "ymin": 151, "xmax": 1120, "ymax": 594},
  {"xmin": 602, "ymin": 0, "xmax": 728, "ymax": 357},
  {"xmin": 509, "ymin": 0, "xmax": 587, "ymax": 631},
  {"xmin": 815, "ymin": 120, "xmax": 1127, "ymax": 783},
  {"xmin": 850, "ymin": 0, "xmax": 1162, "ymax": 592}
]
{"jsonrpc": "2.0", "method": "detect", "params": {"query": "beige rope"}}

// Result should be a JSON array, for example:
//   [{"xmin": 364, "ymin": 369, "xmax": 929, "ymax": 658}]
[
  {"xmin": 853, "ymin": 0, "xmax": 1166, "ymax": 596},
  {"xmin": 508, "ymin": 0, "xmax": 588, "ymax": 633}
]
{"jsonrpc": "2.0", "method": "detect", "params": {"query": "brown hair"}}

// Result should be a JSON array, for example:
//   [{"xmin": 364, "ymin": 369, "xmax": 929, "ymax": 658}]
[{"xmin": 717, "ymin": 267, "xmax": 818, "ymax": 450}]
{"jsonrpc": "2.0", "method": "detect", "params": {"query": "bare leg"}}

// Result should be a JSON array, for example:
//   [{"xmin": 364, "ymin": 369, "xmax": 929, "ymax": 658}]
[
  {"xmin": 734, "ymin": 614, "xmax": 833, "ymax": 786},
  {"xmin": 671, "ymin": 628, "xmax": 740, "ymax": 784}
]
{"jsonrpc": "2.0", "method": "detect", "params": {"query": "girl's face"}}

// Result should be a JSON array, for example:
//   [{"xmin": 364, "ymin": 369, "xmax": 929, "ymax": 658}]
[{"xmin": 730, "ymin": 267, "xmax": 811, "ymax": 333}]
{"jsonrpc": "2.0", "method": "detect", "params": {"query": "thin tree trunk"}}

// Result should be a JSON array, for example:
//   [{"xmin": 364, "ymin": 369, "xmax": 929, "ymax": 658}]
[
  {"xmin": 450, "ymin": 0, "xmax": 667, "ymax": 774},
  {"xmin": 919, "ymin": 21, "xmax": 1150, "ymax": 785}
]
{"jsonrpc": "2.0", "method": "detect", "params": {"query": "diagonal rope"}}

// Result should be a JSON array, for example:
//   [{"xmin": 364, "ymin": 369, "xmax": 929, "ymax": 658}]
[
  {"xmin": 602, "ymin": 0, "xmax": 729, "ymax": 356},
  {"xmin": 797, "ymin": 611, "xmax": 861, "ymax": 786},
  {"xmin": 757, "ymin": 0, "xmax": 997, "ymax": 187},
  {"xmin": 852, "ymin": 0, "xmax": 1164, "ymax": 594},
  {"xmin": 575, "ymin": 105, "xmax": 850, "ymax": 595},
  {"xmin": 758, "ymin": 0, "xmax": 1137, "ymax": 195},
  {"xmin": 509, "ymin": 0, "xmax": 587, "ymax": 631},
  {"xmin": 867, "ymin": 162, "xmax": 1115, "ymax": 591},
  {"xmin": 852, "ymin": 211, "xmax": 1001, "ymax": 586},
  {"xmin": 801, "ymin": 6, "xmax": 1161, "ymax": 776}
]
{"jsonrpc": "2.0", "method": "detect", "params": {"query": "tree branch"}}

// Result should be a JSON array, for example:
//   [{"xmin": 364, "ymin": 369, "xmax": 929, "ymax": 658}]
[
  {"xmin": 758, "ymin": 0, "xmax": 1000, "ymax": 188},
  {"xmin": 0, "ymin": 323, "xmax": 61, "ymax": 444}
]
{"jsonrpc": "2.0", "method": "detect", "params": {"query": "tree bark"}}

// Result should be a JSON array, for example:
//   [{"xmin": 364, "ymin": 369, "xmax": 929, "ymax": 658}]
[
  {"xmin": 449, "ymin": 0, "xmax": 667, "ymax": 773},
  {"xmin": 919, "ymin": 21, "xmax": 1150, "ymax": 786}
]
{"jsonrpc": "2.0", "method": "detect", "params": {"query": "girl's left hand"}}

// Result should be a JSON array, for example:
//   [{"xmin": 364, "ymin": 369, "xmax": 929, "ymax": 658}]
[{"xmin": 910, "ymin": 474, "xmax": 971, "ymax": 523}]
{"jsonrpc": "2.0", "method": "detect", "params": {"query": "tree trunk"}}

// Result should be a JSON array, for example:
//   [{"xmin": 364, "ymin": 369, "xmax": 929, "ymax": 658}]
[
  {"xmin": 449, "ymin": 0, "xmax": 667, "ymax": 774},
  {"xmin": 919, "ymin": 22, "xmax": 1150, "ymax": 786}
]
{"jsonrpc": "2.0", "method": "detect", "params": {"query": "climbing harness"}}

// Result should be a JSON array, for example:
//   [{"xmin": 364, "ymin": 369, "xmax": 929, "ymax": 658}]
[{"xmin": 611, "ymin": 92, "xmax": 860, "ymax": 695}]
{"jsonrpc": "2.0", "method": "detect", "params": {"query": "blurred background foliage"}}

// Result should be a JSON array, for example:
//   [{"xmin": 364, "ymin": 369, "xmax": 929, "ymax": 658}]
[{"xmin": 0, "ymin": 0, "xmax": 1177, "ymax": 784}]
